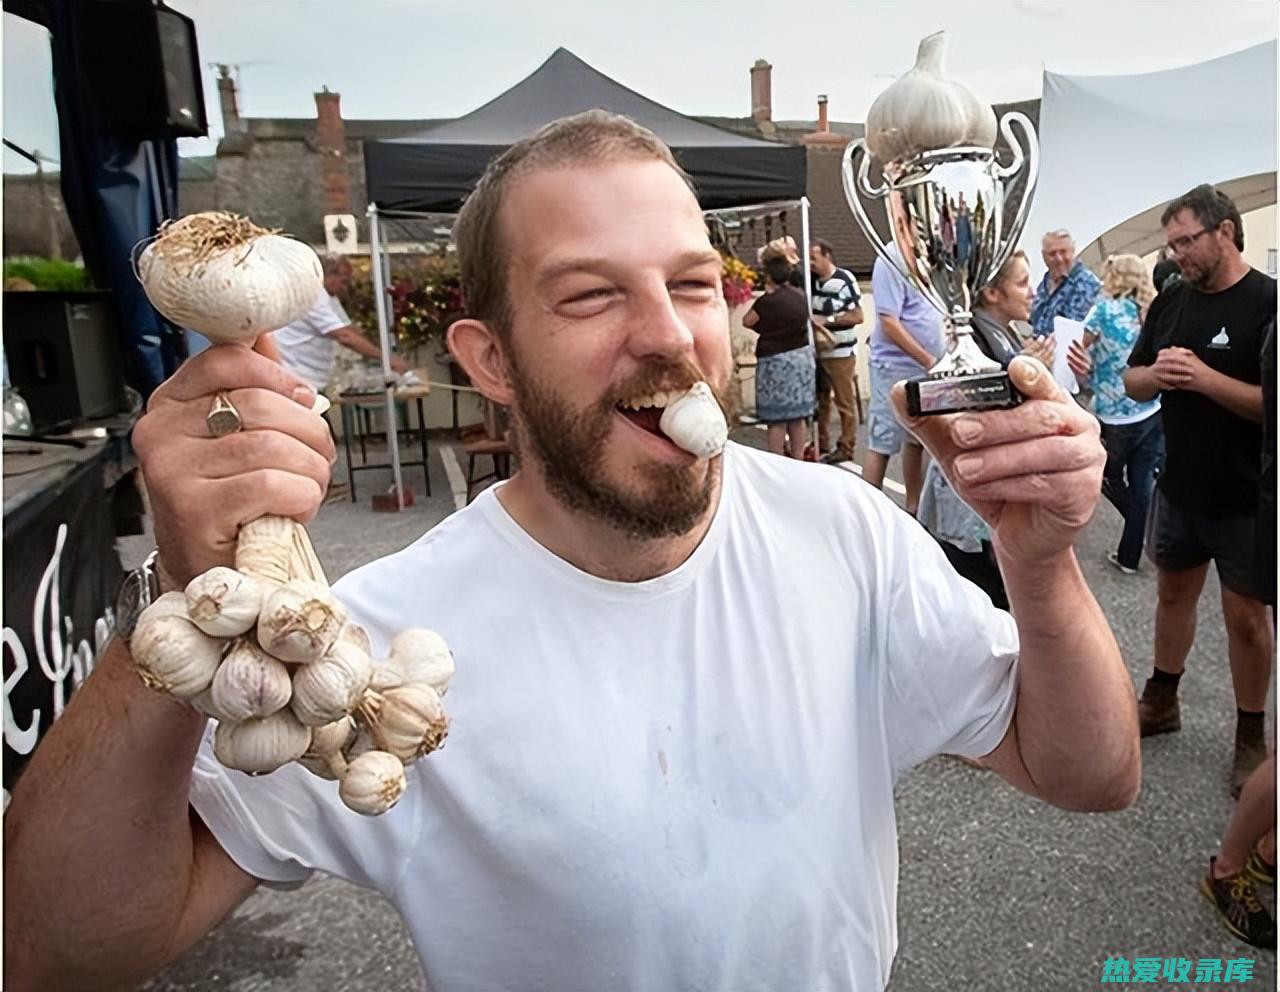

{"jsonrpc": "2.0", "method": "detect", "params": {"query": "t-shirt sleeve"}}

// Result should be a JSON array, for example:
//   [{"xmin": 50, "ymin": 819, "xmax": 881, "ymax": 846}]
[
  {"xmin": 1127, "ymin": 293, "xmax": 1166, "ymax": 367},
  {"xmin": 317, "ymin": 295, "xmax": 351, "ymax": 337},
  {"xmin": 189, "ymin": 722, "xmax": 421, "ymax": 893},
  {"xmin": 1083, "ymin": 300, "xmax": 1104, "ymax": 337},
  {"xmin": 870, "ymin": 495, "xmax": 1019, "ymax": 775},
  {"xmin": 871, "ymin": 260, "xmax": 906, "ymax": 319}
]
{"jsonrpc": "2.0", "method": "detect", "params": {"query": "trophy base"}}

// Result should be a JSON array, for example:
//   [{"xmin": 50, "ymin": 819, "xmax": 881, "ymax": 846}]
[{"xmin": 906, "ymin": 370, "xmax": 1021, "ymax": 417}]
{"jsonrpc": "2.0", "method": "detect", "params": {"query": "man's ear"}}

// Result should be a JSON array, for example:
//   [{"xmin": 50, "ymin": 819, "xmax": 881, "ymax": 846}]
[{"xmin": 448, "ymin": 318, "xmax": 515, "ymax": 407}]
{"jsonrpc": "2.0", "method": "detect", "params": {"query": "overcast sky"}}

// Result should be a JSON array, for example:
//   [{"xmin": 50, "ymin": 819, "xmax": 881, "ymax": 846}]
[{"xmin": 4, "ymin": 1, "xmax": 1277, "ymax": 174}]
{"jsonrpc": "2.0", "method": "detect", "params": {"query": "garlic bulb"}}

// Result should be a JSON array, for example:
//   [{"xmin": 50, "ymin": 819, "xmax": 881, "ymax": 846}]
[
  {"xmin": 185, "ymin": 566, "xmax": 265, "ymax": 638},
  {"xmin": 864, "ymin": 31, "xmax": 997, "ymax": 164},
  {"xmin": 213, "ymin": 710, "xmax": 312, "ymax": 775},
  {"xmin": 360, "ymin": 683, "xmax": 450, "ymax": 762},
  {"xmin": 211, "ymin": 638, "xmax": 293, "ymax": 722},
  {"xmin": 388, "ymin": 629, "xmax": 454, "ymax": 696},
  {"xmin": 659, "ymin": 382, "xmax": 728, "ymax": 459},
  {"xmin": 257, "ymin": 578, "xmax": 348, "ymax": 663},
  {"xmin": 297, "ymin": 716, "xmax": 355, "ymax": 780},
  {"xmin": 137, "ymin": 212, "xmax": 323, "ymax": 344},
  {"xmin": 190, "ymin": 686, "xmax": 238, "ymax": 723},
  {"xmin": 339, "ymin": 750, "xmax": 408, "ymax": 816},
  {"xmin": 290, "ymin": 639, "xmax": 374, "ymax": 726},
  {"xmin": 131, "ymin": 608, "xmax": 226, "ymax": 700},
  {"xmin": 339, "ymin": 622, "xmax": 373, "ymax": 657}
]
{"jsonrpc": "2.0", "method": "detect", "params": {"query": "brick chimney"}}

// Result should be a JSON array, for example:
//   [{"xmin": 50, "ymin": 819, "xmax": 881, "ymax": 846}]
[
  {"xmin": 313, "ymin": 86, "xmax": 350, "ymax": 214},
  {"xmin": 750, "ymin": 59, "xmax": 772, "ymax": 126},
  {"xmin": 803, "ymin": 94, "xmax": 847, "ymax": 147},
  {"xmin": 216, "ymin": 64, "xmax": 242, "ymax": 133}
]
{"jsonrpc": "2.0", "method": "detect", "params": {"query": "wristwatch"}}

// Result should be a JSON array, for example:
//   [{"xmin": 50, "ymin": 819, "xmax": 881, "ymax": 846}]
[{"xmin": 114, "ymin": 549, "xmax": 162, "ymax": 640}]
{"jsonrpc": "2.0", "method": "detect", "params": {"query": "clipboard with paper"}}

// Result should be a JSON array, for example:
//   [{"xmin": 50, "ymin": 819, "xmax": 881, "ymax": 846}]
[{"xmin": 1051, "ymin": 316, "xmax": 1085, "ymax": 394}]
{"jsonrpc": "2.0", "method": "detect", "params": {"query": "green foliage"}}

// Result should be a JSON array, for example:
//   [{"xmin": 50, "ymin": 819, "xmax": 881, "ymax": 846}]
[{"xmin": 3, "ymin": 257, "xmax": 93, "ymax": 291}]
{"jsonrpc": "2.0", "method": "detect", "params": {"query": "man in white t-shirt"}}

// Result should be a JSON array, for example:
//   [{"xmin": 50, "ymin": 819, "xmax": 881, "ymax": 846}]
[
  {"xmin": 7, "ymin": 112, "xmax": 1140, "ymax": 992},
  {"xmin": 272, "ymin": 255, "xmax": 409, "ymax": 392}
]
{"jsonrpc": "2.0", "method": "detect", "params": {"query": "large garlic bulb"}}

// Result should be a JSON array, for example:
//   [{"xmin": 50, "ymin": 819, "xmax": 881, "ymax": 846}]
[
  {"xmin": 865, "ymin": 31, "xmax": 997, "ymax": 164},
  {"xmin": 137, "ymin": 212, "xmax": 323, "ymax": 343},
  {"xmin": 339, "ymin": 750, "xmax": 408, "ymax": 816},
  {"xmin": 257, "ymin": 578, "xmax": 348, "ymax": 664},
  {"xmin": 386, "ymin": 629, "xmax": 454, "ymax": 696},
  {"xmin": 213, "ymin": 710, "xmax": 311, "ymax": 775},
  {"xmin": 131, "ymin": 601, "xmax": 226, "ymax": 700},
  {"xmin": 659, "ymin": 382, "xmax": 728, "ymax": 460},
  {"xmin": 210, "ymin": 638, "xmax": 293, "ymax": 722}
]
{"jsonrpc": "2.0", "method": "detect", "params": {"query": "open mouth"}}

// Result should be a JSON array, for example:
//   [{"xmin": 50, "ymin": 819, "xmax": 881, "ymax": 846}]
[{"xmin": 615, "ymin": 389, "xmax": 684, "ymax": 437}]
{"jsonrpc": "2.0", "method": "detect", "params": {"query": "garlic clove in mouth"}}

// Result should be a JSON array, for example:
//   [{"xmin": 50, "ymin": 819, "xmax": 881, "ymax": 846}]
[{"xmin": 658, "ymin": 382, "xmax": 728, "ymax": 459}]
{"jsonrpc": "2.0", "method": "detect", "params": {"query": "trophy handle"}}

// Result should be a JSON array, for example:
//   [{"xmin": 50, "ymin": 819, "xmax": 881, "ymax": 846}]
[
  {"xmin": 988, "ymin": 111, "xmax": 1040, "ymax": 276},
  {"xmin": 841, "ymin": 140, "xmax": 913, "ymax": 285}
]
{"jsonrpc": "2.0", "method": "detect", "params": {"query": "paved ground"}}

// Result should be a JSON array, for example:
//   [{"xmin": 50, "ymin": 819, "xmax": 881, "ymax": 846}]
[{"xmin": 138, "ymin": 423, "xmax": 1276, "ymax": 992}]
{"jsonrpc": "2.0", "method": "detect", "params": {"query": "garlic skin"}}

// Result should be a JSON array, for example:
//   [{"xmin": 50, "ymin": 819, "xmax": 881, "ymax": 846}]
[
  {"xmin": 362, "ymin": 683, "xmax": 450, "ymax": 762},
  {"xmin": 339, "ymin": 623, "xmax": 373, "ymax": 658},
  {"xmin": 213, "ymin": 710, "xmax": 312, "ymax": 775},
  {"xmin": 211, "ymin": 639, "xmax": 293, "ymax": 722},
  {"xmin": 297, "ymin": 716, "xmax": 355, "ymax": 780},
  {"xmin": 138, "ymin": 221, "xmax": 323, "ymax": 343},
  {"xmin": 865, "ymin": 31, "xmax": 998, "ymax": 164},
  {"xmin": 190, "ymin": 686, "xmax": 238, "ymax": 723},
  {"xmin": 339, "ymin": 750, "xmax": 408, "ymax": 816},
  {"xmin": 185, "ymin": 567, "xmax": 265, "ymax": 638},
  {"xmin": 659, "ymin": 382, "xmax": 728, "ymax": 460},
  {"xmin": 131, "ymin": 610, "xmax": 225, "ymax": 700},
  {"xmin": 388, "ymin": 629, "xmax": 454, "ymax": 696},
  {"xmin": 257, "ymin": 579, "xmax": 348, "ymax": 663},
  {"xmin": 290, "ymin": 640, "xmax": 374, "ymax": 726},
  {"xmin": 235, "ymin": 516, "xmax": 297, "ymax": 586}
]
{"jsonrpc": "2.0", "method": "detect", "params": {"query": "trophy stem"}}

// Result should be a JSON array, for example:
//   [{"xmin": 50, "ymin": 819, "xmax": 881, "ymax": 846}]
[{"xmin": 929, "ymin": 322, "xmax": 1001, "ymax": 377}]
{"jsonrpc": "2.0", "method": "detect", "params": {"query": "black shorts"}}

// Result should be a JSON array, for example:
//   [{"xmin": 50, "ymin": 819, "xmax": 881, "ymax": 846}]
[{"xmin": 1145, "ymin": 488, "xmax": 1259, "ymax": 597}]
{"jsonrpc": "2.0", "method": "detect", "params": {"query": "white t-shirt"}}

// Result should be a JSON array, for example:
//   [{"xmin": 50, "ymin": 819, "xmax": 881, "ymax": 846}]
[
  {"xmin": 190, "ymin": 443, "xmax": 1019, "ymax": 992},
  {"xmin": 273, "ymin": 291, "xmax": 350, "ymax": 390}
]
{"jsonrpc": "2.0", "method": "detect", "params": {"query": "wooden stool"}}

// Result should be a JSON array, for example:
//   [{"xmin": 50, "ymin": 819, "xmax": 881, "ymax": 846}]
[{"xmin": 463, "ymin": 435, "xmax": 514, "ymax": 504}]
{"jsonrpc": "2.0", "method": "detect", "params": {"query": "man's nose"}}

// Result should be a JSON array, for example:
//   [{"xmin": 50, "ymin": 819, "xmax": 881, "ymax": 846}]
[{"xmin": 628, "ymin": 284, "xmax": 697, "ymax": 358}]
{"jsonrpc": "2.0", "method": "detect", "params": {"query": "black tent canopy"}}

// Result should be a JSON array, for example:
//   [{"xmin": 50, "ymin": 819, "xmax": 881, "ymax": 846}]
[{"xmin": 362, "ymin": 48, "xmax": 807, "ymax": 213}]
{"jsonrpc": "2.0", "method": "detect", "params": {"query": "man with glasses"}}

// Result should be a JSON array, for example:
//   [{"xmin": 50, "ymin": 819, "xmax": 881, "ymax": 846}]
[
  {"xmin": 1030, "ymin": 229, "xmax": 1102, "ymax": 338},
  {"xmin": 1124, "ymin": 184, "xmax": 1275, "ymax": 798}
]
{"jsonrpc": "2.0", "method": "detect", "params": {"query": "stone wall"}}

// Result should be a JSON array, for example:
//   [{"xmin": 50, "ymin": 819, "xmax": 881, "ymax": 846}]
[{"xmin": 3, "ymin": 175, "xmax": 77, "ymax": 259}]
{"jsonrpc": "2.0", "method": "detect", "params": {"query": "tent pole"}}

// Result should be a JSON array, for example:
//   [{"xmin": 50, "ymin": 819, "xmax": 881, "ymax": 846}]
[
  {"xmin": 367, "ymin": 204, "xmax": 406, "ymax": 509},
  {"xmin": 800, "ymin": 196, "xmax": 818, "ymax": 460}
]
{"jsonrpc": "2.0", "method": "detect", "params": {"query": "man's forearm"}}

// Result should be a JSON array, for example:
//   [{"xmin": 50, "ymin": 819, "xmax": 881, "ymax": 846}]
[
  {"xmin": 880, "ymin": 315, "xmax": 935, "ymax": 369},
  {"xmin": 335, "ymin": 328, "xmax": 384, "ymax": 362},
  {"xmin": 1196, "ymin": 371, "xmax": 1264, "ymax": 423},
  {"xmin": 1123, "ymin": 366, "xmax": 1161, "ymax": 402},
  {"xmin": 4, "ymin": 639, "xmax": 213, "ymax": 990},
  {"xmin": 998, "ymin": 547, "xmax": 1140, "ymax": 811}
]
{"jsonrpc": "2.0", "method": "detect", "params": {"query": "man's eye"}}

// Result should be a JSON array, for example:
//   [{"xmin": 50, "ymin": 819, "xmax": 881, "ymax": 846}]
[
  {"xmin": 673, "ymin": 280, "xmax": 717, "ymax": 293},
  {"xmin": 566, "ymin": 288, "xmax": 614, "ymax": 303}
]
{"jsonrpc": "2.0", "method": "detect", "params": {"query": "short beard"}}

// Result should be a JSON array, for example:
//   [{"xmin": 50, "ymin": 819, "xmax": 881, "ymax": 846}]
[{"xmin": 507, "ymin": 355, "xmax": 734, "ymax": 541}]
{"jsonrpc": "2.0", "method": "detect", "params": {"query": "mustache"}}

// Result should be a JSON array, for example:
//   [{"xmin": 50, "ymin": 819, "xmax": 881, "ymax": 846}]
[{"xmin": 606, "ymin": 358, "xmax": 708, "ymax": 408}]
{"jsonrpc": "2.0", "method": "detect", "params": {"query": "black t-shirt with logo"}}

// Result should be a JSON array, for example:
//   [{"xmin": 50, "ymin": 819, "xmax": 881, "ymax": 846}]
[{"xmin": 1128, "ymin": 268, "xmax": 1276, "ymax": 517}]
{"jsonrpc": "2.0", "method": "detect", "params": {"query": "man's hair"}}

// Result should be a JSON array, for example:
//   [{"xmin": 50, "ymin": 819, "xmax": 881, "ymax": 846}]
[
  {"xmin": 1041, "ymin": 229, "xmax": 1073, "ymax": 248},
  {"xmin": 320, "ymin": 254, "xmax": 351, "ymax": 278},
  {"xmin": 812, "ymin": 238, "xmax": 835, "ymax": 260},
  {"xmin": 1161, "ymin": 183, "xmax": 1245, "ymax": 251},
  {"xmin": 762, "ymin": 254, "xmax": 794, "ymax": 286},
  {"xmin": 453, "ymin": 110, "xmax": 694, "ymax": 340}
]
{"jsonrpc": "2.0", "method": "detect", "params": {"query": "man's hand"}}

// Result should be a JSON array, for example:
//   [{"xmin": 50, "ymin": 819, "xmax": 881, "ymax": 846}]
[
  {"xmin": 891, "ymin": 356, "xmax": 1104, "ymax": 564},
  {"xmin": 391, "ymin": 355, "xmax": 411, "ymax": 375},
  {"xmin": 1022, "ymin": 334, "xmax": 1056, "ymax": 369},
  {"xmin": 1153, "ymin": 346, "xmax": 1211, "ymax": 391},
  {"xmin": 1065, "ymin": 339, "xmax": 1092, "ymax": 380},
  {"xmin": 132, "ymin": 344, "xmax": 336, "ymax": 587}
]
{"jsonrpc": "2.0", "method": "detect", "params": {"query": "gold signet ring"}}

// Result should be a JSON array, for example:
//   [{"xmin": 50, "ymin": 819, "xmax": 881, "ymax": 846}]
[{"xmin": 206, "ymin": 391, "xmax": 243, "ymax": 437}]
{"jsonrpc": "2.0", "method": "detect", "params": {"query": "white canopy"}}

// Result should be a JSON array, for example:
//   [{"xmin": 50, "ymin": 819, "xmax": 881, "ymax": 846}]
[{"xmin": 1022, "ymin": 41, "xmax": 1277, "ymax": 272}]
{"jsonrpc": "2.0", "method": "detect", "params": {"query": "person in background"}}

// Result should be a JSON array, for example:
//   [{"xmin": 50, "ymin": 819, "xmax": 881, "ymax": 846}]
[
  {"xmin": 742, "ymin": 251, "xmax": 815, "ymax": 458},
  {"xmin": 917, "ymin": 249, "xmax": 1050, "ymax": 611},
  {"xmin": 863, "ymin": 244, "xmax": 944, "ymax": 513},
  {"xmin": 1067, "ymin": 255, "xmax": 1162, "ymax": 575},
  {"xmin": 1200, "ymin": 316, "xmax": 1276, "ymax": 949},
  {"xmin": 808, "ymin": 240, "xmax": 863, "ymax": 464},
  {"xmin": 1031, "ymin": 229, "xmax": 1102, "ymax": 339},
  {"xmin": 1152, "ymin": 256, "xmax": 1183, "ymax": 295},
  {"xmin": 1123, "ymin": 183, "xmax": 1274, "ymax": 797},
  {"xmin": 273, "ymin": 255, "xmax": 409, "ymax": 393}
]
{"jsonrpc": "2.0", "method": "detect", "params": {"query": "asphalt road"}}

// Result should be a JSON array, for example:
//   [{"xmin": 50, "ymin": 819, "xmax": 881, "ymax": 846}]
[{"xmin": 138, "ymin": 425, "xmax": 1275, "ymax": 992}]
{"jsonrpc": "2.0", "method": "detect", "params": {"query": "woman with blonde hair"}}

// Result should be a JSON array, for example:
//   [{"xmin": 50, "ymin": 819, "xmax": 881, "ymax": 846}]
[{"xmin": 1068, "ymin": 253, "xmax": 1162, "ymax": 574}]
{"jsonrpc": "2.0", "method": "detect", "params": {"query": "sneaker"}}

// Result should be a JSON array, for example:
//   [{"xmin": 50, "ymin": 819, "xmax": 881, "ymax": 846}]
[
  {"xmin": 1106, "ymin": 552, "xmax": 1138, "ymax": 575},
  {"xmin": 1246, "ymin": 849, "xmax": 1276, "ymax": 887},
  {"xmin": 1137, "ymin": 677, "xmax": 1181, "ymax": 738},
  {"xmin": 1230, "ymin": 728, "xmax": 1268, "ymax": 799},
  {"xmin": 1201, "ymin": 857, "xmax": 1278, "ymax": 948},
  {"xmin": 822, "ymin": 449, "xmax": 854, "ymax": 465}
]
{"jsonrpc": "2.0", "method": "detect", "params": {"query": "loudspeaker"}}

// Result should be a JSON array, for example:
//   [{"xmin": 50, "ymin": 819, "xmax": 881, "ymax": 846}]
[
  {"xmin": 85, "ymin": 0, "xmax": 208, "ymax": 140},
  {"xmin": 3, "ymin": 292, "xmax": 128, "ymax": 433}
]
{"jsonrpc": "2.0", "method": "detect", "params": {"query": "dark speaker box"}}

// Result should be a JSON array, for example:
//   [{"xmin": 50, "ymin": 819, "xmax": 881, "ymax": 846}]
[
  {"xmin": 85, "ymin": 0, "xmax": 208, "ymax": 140},
  {"xmin": 3, "ymin": 291, "xmax": 127, "ymax": 432}
]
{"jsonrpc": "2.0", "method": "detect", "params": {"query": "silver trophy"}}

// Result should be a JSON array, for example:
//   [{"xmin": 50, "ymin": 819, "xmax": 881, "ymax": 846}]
[{"xmin": 842, "ymin": 32, "xmax": 1039, "ymax": 416}]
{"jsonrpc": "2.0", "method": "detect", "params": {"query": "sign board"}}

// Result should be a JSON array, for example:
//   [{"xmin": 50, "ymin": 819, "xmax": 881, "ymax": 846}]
[{"xmin": 324, "ymin": 213, "xmax": 359, "ymax": 254}]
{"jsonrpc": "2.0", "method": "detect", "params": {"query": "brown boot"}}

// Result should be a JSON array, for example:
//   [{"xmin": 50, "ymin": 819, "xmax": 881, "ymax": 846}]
[
  {"xmin": 1230, "ymin": 721, "xmax": 1267, "ymax": 799},
  {"xmin": 1138, "ymin": 677, "xmax": 1181, "ymax": 738}
]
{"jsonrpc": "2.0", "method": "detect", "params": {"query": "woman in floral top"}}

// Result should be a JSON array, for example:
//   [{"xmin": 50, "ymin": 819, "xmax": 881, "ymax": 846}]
[{"xmin": 1070, "ymin": 254, "xmax": 1162, "ymax": 574}]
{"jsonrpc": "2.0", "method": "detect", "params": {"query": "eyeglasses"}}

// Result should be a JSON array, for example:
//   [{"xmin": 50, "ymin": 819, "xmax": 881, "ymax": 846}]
[{"xmin": 1165, "ymin": 227, "xmax": 1214, "ymax": 256}]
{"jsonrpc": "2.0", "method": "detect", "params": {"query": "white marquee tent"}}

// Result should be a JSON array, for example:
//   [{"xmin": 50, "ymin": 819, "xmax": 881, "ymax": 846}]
[{"xmin": 1022, "ymin": 41, "xmax": 1276, "ymax": 271}]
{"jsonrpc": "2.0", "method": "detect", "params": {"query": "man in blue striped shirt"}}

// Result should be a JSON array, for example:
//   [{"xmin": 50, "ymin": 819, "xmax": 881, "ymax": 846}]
[
  {"xmin": 809, "ymin": 240, "xmax": 864, "ymax": 463},
  {"xmin": 1030, "ymin": 229, "xmax": 1102, "ymax": 338}
]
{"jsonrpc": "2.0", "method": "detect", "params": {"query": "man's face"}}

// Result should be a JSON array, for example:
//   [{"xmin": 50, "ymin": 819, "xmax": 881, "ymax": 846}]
[
  {"xmin": 988, "ymin": 257, "xmax": 1033, "ymax": 321},
  {"xmin": 1163, "ymin": 208, "xmax": 1227, "ymax": 290},
  {"xmin": 1042, "ymin": 236, "xmax": 1074, "ymax": 281},
  {"xmin": 809, "ymin": 244, "xmax": 833, "ymax": 276},
  {"xmin": 323, "ymin": 264, "xmax": 351, "ymax": 296},
  {"xmin": 495, "ymin": 158, "xmax": 735, "ymax": 539}
]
